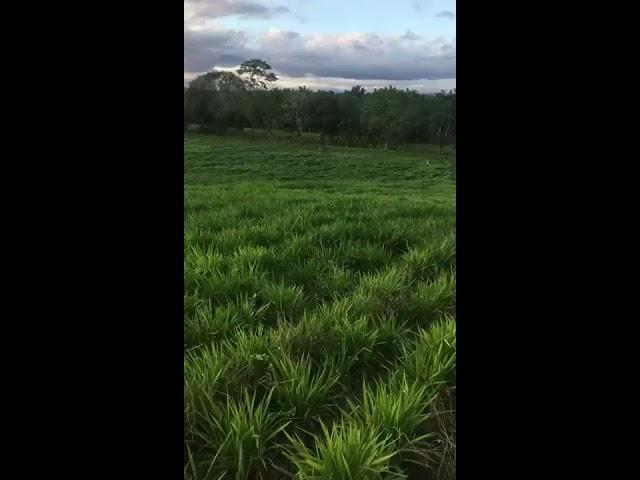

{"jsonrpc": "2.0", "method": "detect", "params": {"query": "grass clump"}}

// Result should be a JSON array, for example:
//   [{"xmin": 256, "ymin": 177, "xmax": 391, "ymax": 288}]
[
  {"xmin": 259, "ymin": 282, "xmax": 306, "ymax": 323},
  {"xmin": 268, "ymin": 354, "xmax": 341, "ymax": 424},
  {"xmin": 285, "ymin": 420, "xmax": 404, "ymax": 480},
  {"xmin": 401, "ymin": 317, "xmax": 456, "ymax": 387},
  {"xmin": 193, "ymin": 389, "xmax": 290, "ymax": 480},
  {"xmin": 347, "ymin": 375, "xmax": 439, "ymax": 470},
  {"xmin": 407, "ymin": 273, "xmax": 456, "ymax": 326}
]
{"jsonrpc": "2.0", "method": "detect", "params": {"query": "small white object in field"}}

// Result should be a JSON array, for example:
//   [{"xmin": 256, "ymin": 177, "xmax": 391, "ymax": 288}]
[{"xmin": 425, "ymin": 158, "xmax": 430, "ymax": 165}]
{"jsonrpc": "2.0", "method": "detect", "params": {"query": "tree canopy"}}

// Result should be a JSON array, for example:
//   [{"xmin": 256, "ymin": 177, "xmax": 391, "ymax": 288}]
[{"xmin": 184, "ymin": 59, "xmax": 456, "ymax": 149}]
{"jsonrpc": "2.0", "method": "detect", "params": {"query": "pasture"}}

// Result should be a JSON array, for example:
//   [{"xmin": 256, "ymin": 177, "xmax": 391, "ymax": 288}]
[{"xmin": 184, "ymin": 134, "xmax": 456, "ymax": 479}]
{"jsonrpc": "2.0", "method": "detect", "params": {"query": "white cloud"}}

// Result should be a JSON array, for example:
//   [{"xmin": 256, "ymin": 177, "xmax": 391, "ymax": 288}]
[
  {"xmin": 274, "ymin": 73, "xmax": 456, "ymax": 94},
  {"xmin": 183, "ymin": 1, "xmax": 456, "ymax": 92},
  {"xmin": 185, "ymin": 28, "xmax": 455, "ymax": 82},
  {"xmin": 185, "ymin": 67, "xmax": 455, "ymax": 94}
]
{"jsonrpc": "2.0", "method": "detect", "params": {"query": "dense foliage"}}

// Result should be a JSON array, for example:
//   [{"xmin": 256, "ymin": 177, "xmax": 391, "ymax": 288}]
[{"xmin": 184, "ymin": 60, "xmax": 456, "ymax": 151}]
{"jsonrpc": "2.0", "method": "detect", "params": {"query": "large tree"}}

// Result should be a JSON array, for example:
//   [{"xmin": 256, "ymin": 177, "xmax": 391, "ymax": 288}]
[
  {"xmin": 283, "ymin": 87, "xmax": 310, "ymax": 136},
  {"xmin": 236, "ymin": 59, "xmax": 278, "ymax": 90},
  {"xmin": 431, "ymin": 89, "xmax": 456, "ymax": 153},
  {"xmin": 306, "ymin": 92, "xmax": 340, "ymax": 142},
  {"xmin": 349, "ymin": 85, "xmax": 366, "ymax": 98},
  {"xmin": 236, "ymin": 59, "xmax": 279, "ymax": 133},
  {"xmin": 337, "ymin": 93, "xmax": 363, "ymax": 146},
  {"xmin": 188, "ymin": 71, "xmax": 245, "ymax": 92},
  {"xmin": 185, "ymin": 70, "xmax": 246, "ymax": 133},
  {"xmin": 361, "ymin": 87, "xmax": 409, "ymax": 149}
]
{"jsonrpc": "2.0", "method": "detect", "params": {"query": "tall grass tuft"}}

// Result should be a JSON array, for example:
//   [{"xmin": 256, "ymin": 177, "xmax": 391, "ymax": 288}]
[
  {"xmin": 223, "ymin": 327, "xmax": 277, "ymax": 391},
  {"xmin": 184, "ymin": 346, "xmax": 228, "ymax": 441},
  {"xmin": 370, "ymin": 314, "xmax": 411, "ymax": 363},
  {"xmin": 269, "ymin": 354, "xmax": 341, "ymax": 424},
  {"xmin": 333, "ymin": 314, "xmax": 380, "ymax": 375},
  {"xmin": 348, "ymin": 375, "xmax": 436, "ymax": 453},
  {"xmin": 351, "ymin": 267, "xmax": 410, "ymax": 317},
  {"xmin": 259, "ymin": 281, "xmax": 306, "ymax": 323},
  {"xmin": 284, "ymin": 310, "xmax": 338, "ymax": 362},
  {"xmin": 285, "ymin": 420, "xmax": 404, "ymax": 480},
  {"xmin": 184, "ymin": 301, "xmax": 235, "ymax": 348},
  {"xmin": 407, "ymin": 272, "xmax": 456, "ymax": 326},
  {"xmin": 194, "ymin": 389, "xmax": 290, "ymax": 480},
  {"xmin": 402, "ymin": 237, "xmax": 455, "ymax": 282},
  {"xmin": 401, "ymin": 316, "xmax": 456, "ymax": 388}
]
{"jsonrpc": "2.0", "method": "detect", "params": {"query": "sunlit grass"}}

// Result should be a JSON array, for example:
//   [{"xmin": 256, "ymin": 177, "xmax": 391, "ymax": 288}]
[{"xmin": 184, "ymin": 135, "xmax": 455, "ymax": 478}]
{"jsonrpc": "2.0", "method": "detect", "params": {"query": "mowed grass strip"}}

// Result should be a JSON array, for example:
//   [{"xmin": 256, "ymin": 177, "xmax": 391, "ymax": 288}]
[{"xmin": 184, "ymin": 134, "xmax": 456, "ymax": 480}]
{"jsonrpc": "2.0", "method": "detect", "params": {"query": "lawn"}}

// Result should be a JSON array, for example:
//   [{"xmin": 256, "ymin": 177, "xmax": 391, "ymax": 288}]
[{"xmin": 184, "ymin": 133, "xmax": 456, "ymax": 479}]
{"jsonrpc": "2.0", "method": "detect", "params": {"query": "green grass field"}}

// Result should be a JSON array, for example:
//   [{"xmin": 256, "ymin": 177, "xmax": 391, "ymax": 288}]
[{"xmin": 184, "ymin": 134, "xmax": 456, "ymax": 479}]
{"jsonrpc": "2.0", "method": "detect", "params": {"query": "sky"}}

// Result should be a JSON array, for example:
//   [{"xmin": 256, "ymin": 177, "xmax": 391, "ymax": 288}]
[{"xmin": 184, "ymin": 0, "xmax": 456, "ymax": 93}]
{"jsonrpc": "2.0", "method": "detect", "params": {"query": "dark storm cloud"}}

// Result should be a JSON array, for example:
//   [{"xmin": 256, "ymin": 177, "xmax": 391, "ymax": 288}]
[
  {"xmin": 186, "ymin": 0, "xmax": 290, "ymax": 20},
  {"xmin": 184, "ymin": 29, "xmax": 249, "ymax": 72},
  {"xmin": 275, "ymin": 56, "xmax": 455, "ymax": 81},
  {"xmin": 436, "ymin": 10, "xmax": 455, "ymax": 19}
]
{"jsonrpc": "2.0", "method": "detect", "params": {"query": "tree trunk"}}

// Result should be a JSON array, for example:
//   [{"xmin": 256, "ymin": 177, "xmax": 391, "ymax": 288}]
[
  {"xmin": 384, "ymin": 136, "xmax": 389, "ymax": 150},
  {"xmin": 295, "ymin": 113, "xmax": 303, "ymax": 136},
  {"xmin": 443, "ymin": 124, "xmax": 450, "ymax": 154}
]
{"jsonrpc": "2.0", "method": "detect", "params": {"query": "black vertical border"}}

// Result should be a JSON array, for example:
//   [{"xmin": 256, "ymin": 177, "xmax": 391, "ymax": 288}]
[
  {"xmin": 77, "ymin": 2, "xmax": 186, "ymax": 476},
  {"xmin": 456, "ymin": 2, "xmax": 566, "ymax": 476}
]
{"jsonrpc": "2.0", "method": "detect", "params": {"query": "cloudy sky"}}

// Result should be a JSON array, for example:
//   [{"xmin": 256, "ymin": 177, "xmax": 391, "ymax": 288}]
[{"xmin": 184, "ymin": 0, "xmax": 456, "ymax": 93}]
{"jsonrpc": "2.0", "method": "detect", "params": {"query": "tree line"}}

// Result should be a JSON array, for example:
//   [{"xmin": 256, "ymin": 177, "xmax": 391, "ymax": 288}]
[{"xmin": 184, "ymin": 59, "xmax": 456, "ymax": 151}]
